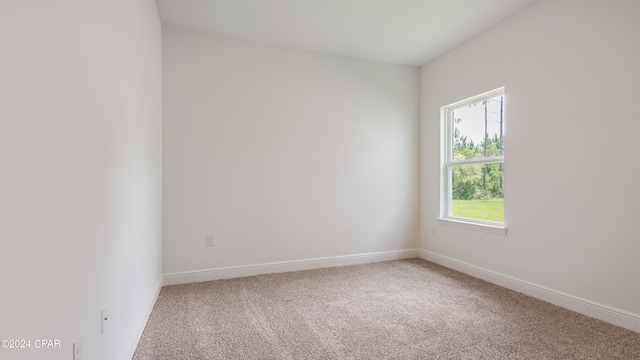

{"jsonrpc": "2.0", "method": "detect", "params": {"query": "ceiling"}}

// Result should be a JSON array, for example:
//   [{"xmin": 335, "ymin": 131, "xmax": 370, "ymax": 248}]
[{"xmin": 155, "ymin": 0, "xmax": 537, "ymax": 67}]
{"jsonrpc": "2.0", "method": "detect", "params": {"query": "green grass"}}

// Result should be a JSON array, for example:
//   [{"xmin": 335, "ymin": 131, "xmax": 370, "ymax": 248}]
[{"xmin": 451, "ymin": 199, "xmax": 504, "ymax": 223}]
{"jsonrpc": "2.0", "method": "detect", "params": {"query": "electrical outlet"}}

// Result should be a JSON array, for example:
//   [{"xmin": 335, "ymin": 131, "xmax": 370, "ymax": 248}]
[
  {"xmin": 205, "ymin": 235, "xmax": 215, "ymax": 247},
  {"xmin": 101, "ymin": 307, "xmax": 109, "ymax": 335},
  {"xmin": 73, "ymin": 338, "xmax": 83, "ymax": 360}
]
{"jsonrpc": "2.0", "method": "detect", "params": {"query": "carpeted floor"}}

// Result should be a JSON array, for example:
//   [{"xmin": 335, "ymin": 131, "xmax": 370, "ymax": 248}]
[{"xmin": 133, "ymin": 259, "xmax": 640, "ymax": 359}]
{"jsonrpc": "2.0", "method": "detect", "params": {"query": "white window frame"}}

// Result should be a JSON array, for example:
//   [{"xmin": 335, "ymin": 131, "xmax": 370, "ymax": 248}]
[{"xmin": 438, "ymin": 87, "xmax": 507, "ymax": 235}]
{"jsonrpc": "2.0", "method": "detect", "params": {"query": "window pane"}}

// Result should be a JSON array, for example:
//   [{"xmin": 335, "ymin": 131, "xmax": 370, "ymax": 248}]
[
  {"xmin": 451, "ymin": 95, "xmax": 504, "ymax": 161},
  {"xmin": 451, "ymin": 163, "xmax": 504, "ymax": 222}
]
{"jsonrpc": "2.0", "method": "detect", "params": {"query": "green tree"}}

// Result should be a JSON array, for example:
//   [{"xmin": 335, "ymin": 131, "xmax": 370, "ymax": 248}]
[{"xmin": 451, "ymin": 130, "xmax": 503, "ymax": 200}]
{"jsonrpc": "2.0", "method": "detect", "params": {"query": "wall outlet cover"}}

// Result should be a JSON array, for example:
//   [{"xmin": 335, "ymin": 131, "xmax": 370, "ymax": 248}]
[
  {"xmin": 101, "ymin": 307, "xmax": 109, "ymax": 335},
  {"xmin": 73, "ymin": 338, "xmax": 83, "ymax": 360}
]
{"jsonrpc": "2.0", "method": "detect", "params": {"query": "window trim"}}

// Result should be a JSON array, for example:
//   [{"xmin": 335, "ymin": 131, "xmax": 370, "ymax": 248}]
[{"xmin": 440, "ymin": 87, "xmax": 507, "ymax": 235}]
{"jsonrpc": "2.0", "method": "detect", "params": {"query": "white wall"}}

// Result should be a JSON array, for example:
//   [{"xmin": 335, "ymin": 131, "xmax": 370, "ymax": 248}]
[
  {"xmin": 163, "ymin": 27, "xmax": 419, "ymax": 276},
  {"xmin": 421, "ymin": 0, "xmax": 640, "ymax": 324},
  {"xmin": 0, "ymin": 1, "xmax": 162, "ymax": 359}
]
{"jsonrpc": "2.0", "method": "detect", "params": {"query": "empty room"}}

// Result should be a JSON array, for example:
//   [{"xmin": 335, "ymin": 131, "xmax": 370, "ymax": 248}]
[{"xmin": 1, "ymin": 0, "xmax": 639, "ymax": 359}]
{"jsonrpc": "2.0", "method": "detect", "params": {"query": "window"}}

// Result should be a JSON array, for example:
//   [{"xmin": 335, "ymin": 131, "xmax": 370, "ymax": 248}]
[{"xmin": 439, "ymin": 87, "xmax": 506, "ymax": 234}]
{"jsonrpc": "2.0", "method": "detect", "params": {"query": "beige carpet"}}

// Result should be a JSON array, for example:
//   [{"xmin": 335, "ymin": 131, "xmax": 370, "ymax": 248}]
[{"xmin": 133, "ymin": 259, "xmax": 640, "ymax": 359}]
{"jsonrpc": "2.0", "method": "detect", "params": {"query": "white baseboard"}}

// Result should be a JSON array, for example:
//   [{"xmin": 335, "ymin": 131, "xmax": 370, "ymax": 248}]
[
  {"xmin": 163, "ymin": 249, "xmax": 420, "ymax": 286},
  {"xmin": 419, "ymin": 250, "xmax": 640, "ymax": 333},
  {"xmin": 125, "ymin": 275, "xmax": 162, "ymax": 360}
]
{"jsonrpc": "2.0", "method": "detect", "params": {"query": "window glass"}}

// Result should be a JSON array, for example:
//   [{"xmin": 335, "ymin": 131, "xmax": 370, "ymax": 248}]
[
  {"xmin": 451, "ymin": 163, "xmax": 504, "ymax": 222},
  {"xmin": 451, "ymin": 95, "xmax": 504, "ymax": 161}
]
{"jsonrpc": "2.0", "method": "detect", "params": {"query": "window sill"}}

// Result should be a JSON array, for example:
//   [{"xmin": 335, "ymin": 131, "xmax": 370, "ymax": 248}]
[{"xmin": 436, "ymin": 218, "xmax": 507, "ymax": 236}]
